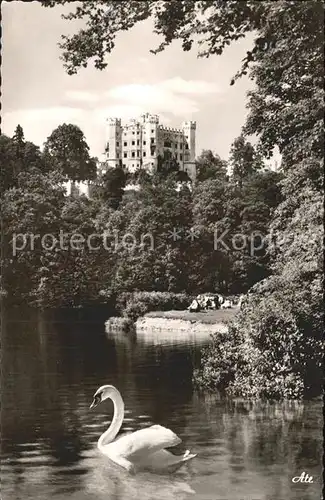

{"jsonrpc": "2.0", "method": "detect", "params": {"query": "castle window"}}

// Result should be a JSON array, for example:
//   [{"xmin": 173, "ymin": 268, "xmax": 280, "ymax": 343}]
[
  {"xmin": 123, "ymin": 152, "xmax": 127, "ymax": 158},
  {"xmin": 132, "ymin": 131, "xmax": 135, "ymax": 134},
  {"xmin": 116, "ymin": 141, "xmax": 119, "ymax": 146},
  {"xmin": 116, "ymin": 153, "xmax": 119, "ymax": 158},
  {"xmin": 143, "ymin": 140, "xmax": 146, "ymax": 145},
  {"xmin": 151, "ymin": 129, "xmax": 154, "ymax": 134},
  {"xmin": 180, "ymin": 154, "xmax": 183, "ymax": 161},
  {"xmin": 131, "ymin": 151, "xmax": 135, "ymax": 158},
  {"xmin": 124, "ymin": 141, "xmax": 127, "ymax": 146},
  {"xmin": 132, "ymin": 141, "xmax": 135, "ymax": 146},
  {"xmin": 150, "ymin": 138, "xmax": 155, "ymax": 144},
  {"xmin": 143, "ymin": 152, "xmax": 146, "ymax": 157},
  {"xmin": 137, "ymin": 131, "xmax": 140, "ymax": 135},
  {"xmin": 137, "ymin": 140, "xmax": 140, "ymax": 146},
  {"xmin": 123, "ymin": 164, "xmax": 126, "ymax": 168},
  {"xmin": 185, "ymin": 144, "xmax": 189, "ymax": 149},
  {"xmin": 137, "ymin": 151, "xmax": 140, "ymax": 157},
  {"xmin": 164, "ymin": 141, "xmax": 171, "ymax": 148}
]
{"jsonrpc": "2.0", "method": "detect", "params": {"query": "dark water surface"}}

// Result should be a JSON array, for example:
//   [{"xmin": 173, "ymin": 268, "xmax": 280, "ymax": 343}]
[{"xmin": 1, "ymin": 309, "xmax": 322, "ymax": 500}]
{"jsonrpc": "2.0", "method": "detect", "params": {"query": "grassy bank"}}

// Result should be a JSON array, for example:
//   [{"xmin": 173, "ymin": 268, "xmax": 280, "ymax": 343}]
[
  {"xmin": 106, "ymin": 292, "xmax": 238, "ymax": 334},
  {"xmin": 145, "ymin": 308, "xmax": 238, "ymax": 324}
]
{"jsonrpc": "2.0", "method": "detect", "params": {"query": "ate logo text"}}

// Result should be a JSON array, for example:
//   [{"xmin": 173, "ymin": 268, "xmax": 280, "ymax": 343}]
[{"xmin": 291, "ymin": 472, "xmax": 313, "ymax": 483}]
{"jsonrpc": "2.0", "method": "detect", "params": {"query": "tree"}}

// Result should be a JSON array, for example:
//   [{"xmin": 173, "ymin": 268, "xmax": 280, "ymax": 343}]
[
  {"xmin": 191, "ymin": 177, "xmax": 231, "ymax": 292},
  {"xmin": 43, "ymin": 123, "xmax": 97, "ymax": 182},
  {"xmin": 156, "ymin": 150, "xmax": 179, "ymax": 178},
  {"xmin": 229, "ymin": 135, "xmax": 263, "ymax": 188},
  {"xmin": 12, "ymin": 124, "xmax": 25, "ymax": 157},
  {"xmin": 98, "ymin": 173, "xmax": 193, "ymax": 295},
  {"xmin": 191, "ymin": 169, "xmax": 282, "ymax": 293},
  {"xmin": 0, "ymin": 128, "xmax": 47, "ymax": 193},
  {"xmin": 1, "ymin": 168, "xmax": 66, "ymax": 304},
  {"xmin": 36, "ymin": 194, "xmax": 113, "ymax": 308},
  {"xmin": 0, "ymin": 134, "xmax": 19, "ymax": 192},
  {"xmin": 196, "ymin": 150, "xmax": 228, "ymax": 182},
  {"xmin": 192, "ymin": 2, "xmax": 323, "ymax": 397},
  {"xmin": 36, "ymin": 2, "xmax": 287, "ymax": 76},
  {"xmin": 14, "ymin": 0, "xmax": 325, "ymax": 397},
  {"xmin": 97, "ymin": 165, "xmax": 127, "ymax": 209}
]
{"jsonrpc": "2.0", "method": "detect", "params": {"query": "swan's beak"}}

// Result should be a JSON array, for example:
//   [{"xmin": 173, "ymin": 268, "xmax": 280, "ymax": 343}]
[
  {"xmin": 90, "ymin": 392, "xmax": 102, "ymax": 409},
  {"xmin": 90, "ymin": 399, "xmax": 98, "ymax": 410}
]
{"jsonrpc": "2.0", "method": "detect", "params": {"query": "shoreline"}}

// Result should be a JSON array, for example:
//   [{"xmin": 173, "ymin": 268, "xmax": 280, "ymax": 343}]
[{"xmin": 135, "ymin": 308, "xmax": 237, "ymax": 334}]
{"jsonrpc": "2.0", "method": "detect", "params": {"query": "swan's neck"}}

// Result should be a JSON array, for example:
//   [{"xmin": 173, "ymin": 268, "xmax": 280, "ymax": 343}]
[{"xmin": 98, "ymin": 387, "xmax": 124, "ymax": 450}]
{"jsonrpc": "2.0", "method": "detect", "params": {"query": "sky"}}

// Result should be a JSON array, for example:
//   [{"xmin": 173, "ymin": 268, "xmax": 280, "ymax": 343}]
[{"xmin": 2, "ymin": 1, "xmax": 268, "ymax": 163}]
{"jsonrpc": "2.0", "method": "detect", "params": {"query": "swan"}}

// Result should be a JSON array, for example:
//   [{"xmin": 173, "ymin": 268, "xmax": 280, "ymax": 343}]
[{"xmin": 90, "ymin": 384, "xmax": 197, "ymax": 473}]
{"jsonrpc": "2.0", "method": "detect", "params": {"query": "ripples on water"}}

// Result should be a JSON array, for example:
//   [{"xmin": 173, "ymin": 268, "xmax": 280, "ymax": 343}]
[{"xmin": 1, "ymin": 309, "xmax": 322, "ymax": 500}]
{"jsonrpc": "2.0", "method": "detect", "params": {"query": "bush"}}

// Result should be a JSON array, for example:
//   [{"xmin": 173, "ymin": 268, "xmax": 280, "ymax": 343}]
[
  {"xmin": 117, "ymin": 291, "xmax": 193, "ymax": 321},
  {"xmin": 194, "ymin": 274, "xmax": 323, "ymax": 399},
  {"xmin": 105, "ymin": 316, "xmax": 135, "ymax": 333},
  {"xmin": 193, "ymin": 327, "xmax": 241, "ymax": 392}
]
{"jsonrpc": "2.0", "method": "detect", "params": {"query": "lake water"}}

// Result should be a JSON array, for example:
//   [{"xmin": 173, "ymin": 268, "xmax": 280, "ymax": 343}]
[{"xmin": 1, "ymin": 309, "xmax": 322, "ymax": 500}]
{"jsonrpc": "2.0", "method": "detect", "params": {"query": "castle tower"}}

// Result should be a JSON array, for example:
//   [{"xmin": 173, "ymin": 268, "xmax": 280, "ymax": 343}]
[
  {"xmin": 182, "ymin": 121, "xmax": 196, "ymax": 161},
  {"xmin": 142, "ymin": 113, "xmax": 159, "ymax": 172},
  {"xmin": 105, "ymin": 118, "xmax": 122, "ymax": 168},
  {"xmin": 182, "ymin": 120, "xmax": 196, "ymax": 182}
]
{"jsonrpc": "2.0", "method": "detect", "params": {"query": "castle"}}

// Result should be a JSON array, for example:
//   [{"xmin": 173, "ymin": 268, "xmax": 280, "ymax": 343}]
[{"xmin": 105, "ymin": 112, "xmax": 196, "ymax": 181}]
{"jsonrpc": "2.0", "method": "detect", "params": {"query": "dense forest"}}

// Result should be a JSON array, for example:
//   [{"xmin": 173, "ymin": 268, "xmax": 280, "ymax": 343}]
[
  {"xmin": 2, "ymin": 0, "xmax": 323, "ymax": 399},
  {"xmin": 1, "ymin": 124, "xmax": 280, "ymax": 307}
]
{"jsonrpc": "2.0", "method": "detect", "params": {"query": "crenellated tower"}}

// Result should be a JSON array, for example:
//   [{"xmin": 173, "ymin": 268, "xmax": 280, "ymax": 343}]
[
  {"xmin": 181, "ymin": 120, "xmax": 196, "ymax": 181},
  {"xmin": 105, "ymin": 117, "xmax": 122, "ymax": 168},
  {"xmin": 141, "ymin": 113, "xmax": 159, "ymax": 171},
  {"xmin": 182, "ymin": 120, "xmax": 196, "ymax": 161}
]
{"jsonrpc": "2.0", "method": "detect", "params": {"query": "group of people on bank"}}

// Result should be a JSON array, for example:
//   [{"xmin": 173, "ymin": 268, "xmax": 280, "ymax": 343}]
[{"xmin": 188, "ymin": 293, "xmax": 244, "ymax": 312}]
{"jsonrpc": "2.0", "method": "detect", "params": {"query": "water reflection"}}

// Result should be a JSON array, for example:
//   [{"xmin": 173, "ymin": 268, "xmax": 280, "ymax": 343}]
[{"xmin": 1, "ymin": 308, "xmax": 322, "ymax": 500}]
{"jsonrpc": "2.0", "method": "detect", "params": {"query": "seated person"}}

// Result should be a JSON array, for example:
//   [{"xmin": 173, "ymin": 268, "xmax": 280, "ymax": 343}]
[
  {"xmin": 188, "ymin": 299, "xmax": 201, "ymax": 312},
  {"xmin": 213, "ymin": 295, "xmax": 220, "ymax": 310}
]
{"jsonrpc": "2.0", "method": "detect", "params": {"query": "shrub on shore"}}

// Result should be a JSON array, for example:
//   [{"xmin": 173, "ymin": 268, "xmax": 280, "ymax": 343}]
[
  {"xmin": 105, "ymin": 316, "xmax": 135, "ymax": 334},
  {"xmin": 116, "ymin": 291, "xmax": 193, "ymax": 322},
  {"xmin": 193, "ymin": 275, "xmax": 323, "ymax": 399}
]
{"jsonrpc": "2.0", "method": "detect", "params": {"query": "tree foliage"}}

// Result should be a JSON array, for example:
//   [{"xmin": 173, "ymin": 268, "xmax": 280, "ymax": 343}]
[
  {"xmin": 1, "ymin": 127, "xmax": 281, "ymax": 308},
  {"xmin": 229, "ymin": 135, "xmax": 263, "ymax": 188},
  {"xmin": 192, "ymin": 1, "xmax": 324, "ymax": 398},
  {"xmin": 0, "ymin": 127, "xmax": 48, "ymax": 193},
  {"xmin": 1, "ymin": 167, "xmax": 66, "ymax": 304},
  {"xmin": 9, "ymin": 0, "xmax": 325, "ymax": 398},
  {"xmin": 43, "ymin": 123, "xmax": 97, "ymax": 182},
  {"xmin": 40, "ymin": 1, "xmax": 305, "ymax": 81},
  {"xmin": 95, "ymin": 164, "xmax": 127, "ymax": 209},
  {"xmin": 196, "ymin": 150, "xmax": 228, "ymax": 183}
]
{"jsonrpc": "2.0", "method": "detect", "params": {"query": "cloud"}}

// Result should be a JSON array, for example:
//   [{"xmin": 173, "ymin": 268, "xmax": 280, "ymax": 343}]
[
  {"xmin": 60, "ymin": 77, "xmax": 221, "ymax": 122},
  {"xmin": 94, "ymin": 104, "xmax": 147, "ymax": 122},
  {"xmin": 65, "ymin": 90, "xmax": 99, "ymax": 103},
  {"xmin": 1, "ymin": 77, "xmax": 222, "ymax": 157},
  {"xmin": 160, "ymin": 77, "xmax": 221, "ymax": 94},
  {"xmin": 94, "ymin": 105, "xmax": 172, "ymax": 127},
  {"xmin": 106, "ymin": 83, "xmax": 199, "ymax": 116},
  {"xmin": 104, "ymin": 77, "xmax": 222, "ymax": 117}
]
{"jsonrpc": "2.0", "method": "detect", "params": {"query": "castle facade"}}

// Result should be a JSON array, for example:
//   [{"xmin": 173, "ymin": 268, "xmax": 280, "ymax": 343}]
[{"xmin": 105, "ymin": 112, "xmax": 196, "ymax": 180}]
